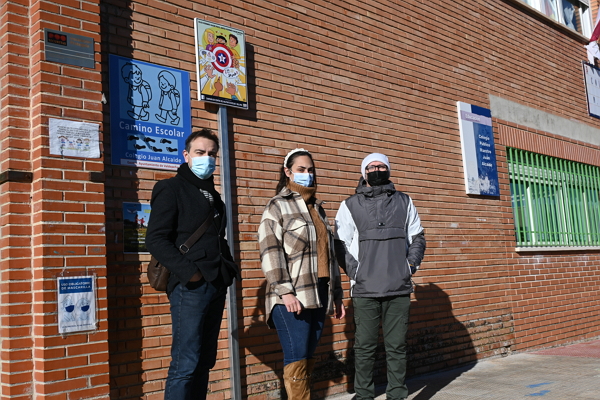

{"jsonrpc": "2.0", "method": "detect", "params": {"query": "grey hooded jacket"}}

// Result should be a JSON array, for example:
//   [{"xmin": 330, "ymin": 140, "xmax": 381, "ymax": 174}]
[{"xmin": 334, "ymin": 178, "xmax": 426, "ymax": 297}]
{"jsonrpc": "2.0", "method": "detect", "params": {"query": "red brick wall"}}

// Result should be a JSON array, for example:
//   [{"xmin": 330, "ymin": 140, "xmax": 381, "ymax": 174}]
[
  {"xmin": 3, "ymin": 0, "xmax": 600, "ymax": 399},
  {"xmin": 1, "ymin": 0, "xmax": 111, "ymax": 398},
  {"xmin": 1, "ymin": 2, "xmax": 34, "ymax": 396},
  {"xmin": 498, "ymin": 121, "xmax": 600, "ymax": 350}
]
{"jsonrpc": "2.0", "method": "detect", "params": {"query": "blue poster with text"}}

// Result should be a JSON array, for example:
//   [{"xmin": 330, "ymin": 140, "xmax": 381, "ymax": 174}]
[
  {"xmin": 57, "ymin": 276, "xmax": 97, "ymax": 334},
  {"xmin": 457, "ymin": 102, "xmax": 499, "ymax": 196},
  {"xmin": 109, "ymin": 55, "xmax": 191, "ymax": 170}
]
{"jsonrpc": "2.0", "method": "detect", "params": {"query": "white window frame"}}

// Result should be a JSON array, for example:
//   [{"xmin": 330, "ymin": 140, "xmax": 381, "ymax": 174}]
[{"xmin": 521, "ymin": 0, "xmax": 592, "ymax": 36}]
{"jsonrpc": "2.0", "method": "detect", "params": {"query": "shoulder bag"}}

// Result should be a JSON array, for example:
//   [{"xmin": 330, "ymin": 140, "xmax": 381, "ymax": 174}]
[{"xmin": 147, "ymin": 209, "xmax": 214, "ymax": 291}]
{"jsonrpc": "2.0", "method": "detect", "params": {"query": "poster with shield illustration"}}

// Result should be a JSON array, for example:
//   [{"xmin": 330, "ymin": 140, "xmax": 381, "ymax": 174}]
[
  {"xmin": 194, "ymin": 19, "xmax": 248, "ymax": 109},
  {"xmin": 109, "ymin": 55, "xmax": 191, "ymax": 170},
  {"xmin": 57, "ymin": 275, "xmax": 97, "ymax": 334}
]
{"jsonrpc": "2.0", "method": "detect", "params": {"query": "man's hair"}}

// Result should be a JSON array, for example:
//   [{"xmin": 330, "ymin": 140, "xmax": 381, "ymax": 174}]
[{"xmin": 185, "ymin": 129, "xmax": 219, "ymax": 152}]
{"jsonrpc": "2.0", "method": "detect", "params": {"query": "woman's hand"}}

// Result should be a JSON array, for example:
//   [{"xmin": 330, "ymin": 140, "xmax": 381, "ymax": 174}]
[
  {"xmin": 281, "ymin": 293, "xmax": 303, "ymax": 315},
  {"xmin": 334, "ymin": 299, "xmax": 346, "ymax": 319}
]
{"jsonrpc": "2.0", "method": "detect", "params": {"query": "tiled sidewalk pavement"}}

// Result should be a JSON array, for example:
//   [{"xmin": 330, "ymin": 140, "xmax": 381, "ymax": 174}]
[{"xmin": 328, "ymin": 339, "xmax": 600, "ymax": 400}]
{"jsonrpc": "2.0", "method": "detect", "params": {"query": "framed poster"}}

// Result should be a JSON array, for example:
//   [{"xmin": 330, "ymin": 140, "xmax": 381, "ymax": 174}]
[
  {"xmin": 457, "ymin": 101, "xmax": 499, "ymax": 196},
  {"xmin": 194, "ymin": 19, "xmax": 248, "ymax": 109},
  {"xmin": 109, "ymin": 55, "xmax": 191, "ymax": 170},
  {"xmin": 123, "ymin": 202, "xmax": 151, "ymax": 253}
]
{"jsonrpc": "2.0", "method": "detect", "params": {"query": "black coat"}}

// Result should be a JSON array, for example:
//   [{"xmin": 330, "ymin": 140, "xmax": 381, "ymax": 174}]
[{"xmin": 146, "ymin": 165, "xmax": 232, "ymax": 294}]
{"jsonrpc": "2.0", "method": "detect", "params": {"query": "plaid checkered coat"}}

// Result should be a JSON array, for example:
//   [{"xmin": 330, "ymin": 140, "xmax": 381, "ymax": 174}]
[{"xmin": 258, "ymin": 187, "xmax": 343, "ymax": 328}]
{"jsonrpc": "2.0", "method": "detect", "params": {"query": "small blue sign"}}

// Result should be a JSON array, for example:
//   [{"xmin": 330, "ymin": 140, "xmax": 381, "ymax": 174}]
[
  {"xmin": 59, "ymin": 278, "xmax": 93, "ymax": 294},
  {"xmin": 109, "ymin": 55, "xmax": 191, "ymax": 170},
  {"xmin": 457, "ymin": 101, "xmax": 499, "ymax": 196}
]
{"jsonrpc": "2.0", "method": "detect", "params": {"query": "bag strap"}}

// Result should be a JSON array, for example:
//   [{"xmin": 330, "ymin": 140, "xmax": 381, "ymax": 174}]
[{"xmin": 178, "ymin": 208, "xmax": 215, "ymax": 254}]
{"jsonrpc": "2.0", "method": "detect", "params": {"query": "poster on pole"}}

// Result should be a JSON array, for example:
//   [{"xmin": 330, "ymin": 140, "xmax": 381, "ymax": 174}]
[
  {"xmin": 123, "ymin": 202, "xmax": 151, "ymax": 253},
  {"xmin": 49, "ymin": 118, "xmax": 100, "ymax": 158},
  {"xmin": 582, "ymin": 62, "xmax": 600, "ymax": 119},
  {"xmin": 109, "ymin": 54, "xmax": 191, "ymax": 170},
  {"xmin": 194, "ymin": 19, "xmax": 248, "ymax": 109},
  {"xmin": 457, "ymin": 101, "xmax": 499, "ymax": 196},
  {"xmin": 57, "ymin": 275, "xmax": 97, "ymax": 334}
]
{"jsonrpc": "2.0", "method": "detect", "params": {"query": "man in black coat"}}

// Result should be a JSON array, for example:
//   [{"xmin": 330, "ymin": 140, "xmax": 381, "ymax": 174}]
[{"xmin": 146, "ymin": 128, "xmax": 234, "ymax": 399}]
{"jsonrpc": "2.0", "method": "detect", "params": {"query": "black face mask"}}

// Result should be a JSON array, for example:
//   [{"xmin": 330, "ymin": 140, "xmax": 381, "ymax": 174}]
[{"xmin": 366, "ymin": 170, "xmax": 390, "ymax": 186}]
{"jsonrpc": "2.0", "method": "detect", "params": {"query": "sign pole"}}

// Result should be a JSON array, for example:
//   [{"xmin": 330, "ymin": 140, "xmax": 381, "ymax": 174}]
[{"xmin": 218, "ymin": 105, "xmax": 242, "ymax": 400}]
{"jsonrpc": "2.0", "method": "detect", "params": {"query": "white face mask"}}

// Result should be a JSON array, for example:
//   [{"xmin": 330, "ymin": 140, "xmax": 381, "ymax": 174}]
[{"xmin": 292, "ymin": 172, "xmax": 314, "ymax": 187}]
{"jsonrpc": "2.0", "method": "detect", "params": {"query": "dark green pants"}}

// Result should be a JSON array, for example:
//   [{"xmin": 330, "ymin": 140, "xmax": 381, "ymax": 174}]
[{"xmin": 353, "ymin": 295, "xmax": 411, "ymax": 400}]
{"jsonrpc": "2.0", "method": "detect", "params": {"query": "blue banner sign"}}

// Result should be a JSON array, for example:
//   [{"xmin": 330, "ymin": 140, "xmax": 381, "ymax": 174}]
[
  {"xmin": 109, "ymin": 55, "xmax": 190, "ymax": 170},
  {"xmin": 457, "ymin": 101, "xmax": 499, "ymax": 196}
]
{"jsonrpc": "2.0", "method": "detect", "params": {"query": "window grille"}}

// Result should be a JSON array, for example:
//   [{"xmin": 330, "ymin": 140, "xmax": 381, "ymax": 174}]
[{"xmin": 507, "ymin": 148, "xmax": 600, "ymax": 248}]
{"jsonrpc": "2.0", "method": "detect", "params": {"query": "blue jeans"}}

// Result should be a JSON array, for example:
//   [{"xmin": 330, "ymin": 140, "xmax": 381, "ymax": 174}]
[
  {"xmin": 164, "ymin": 280, "xmax": 227, "ymax": 400},
  {"xmin": 272, "ymin": 278, "xmax": 329, "ymax": 366}
]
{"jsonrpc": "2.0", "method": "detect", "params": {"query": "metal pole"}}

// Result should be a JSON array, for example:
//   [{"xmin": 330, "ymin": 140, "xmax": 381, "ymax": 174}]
[{"xmin": 217, "ymin": 105, "xmax": 242, "ymax": 400}]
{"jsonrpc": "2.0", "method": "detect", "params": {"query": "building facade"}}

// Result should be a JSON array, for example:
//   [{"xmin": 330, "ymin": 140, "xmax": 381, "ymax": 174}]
[{"xmin": 1, "ymin": 0, "xmax": 600, "ymax": 398}]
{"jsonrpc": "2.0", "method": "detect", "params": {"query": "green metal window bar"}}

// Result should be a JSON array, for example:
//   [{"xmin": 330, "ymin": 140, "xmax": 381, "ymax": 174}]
[{"xmin": 507, "ymin": 147, "xmax": 600, "ymax": 248}]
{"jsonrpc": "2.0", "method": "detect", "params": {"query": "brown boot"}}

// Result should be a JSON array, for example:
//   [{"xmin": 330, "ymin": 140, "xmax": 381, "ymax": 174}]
[{"xmin": 283, "ymin": 359, "xmax": 310, "ymax": 400}]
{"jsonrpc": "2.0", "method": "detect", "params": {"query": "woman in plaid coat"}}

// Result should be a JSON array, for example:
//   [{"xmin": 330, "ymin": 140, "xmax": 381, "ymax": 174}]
[{"xmin": 258, "ymin": 148, "xmax": 345, "ymax": 400}]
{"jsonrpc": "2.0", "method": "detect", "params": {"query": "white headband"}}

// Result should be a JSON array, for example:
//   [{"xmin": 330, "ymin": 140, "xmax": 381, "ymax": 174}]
[{"xmin": 283, "ymin": 148, "xmax": 310, "ymax": 168}]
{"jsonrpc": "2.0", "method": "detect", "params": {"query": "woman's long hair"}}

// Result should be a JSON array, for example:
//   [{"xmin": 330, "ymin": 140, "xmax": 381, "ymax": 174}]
[{"xmin": 275, "ymin": 150, "xmax": 317, "ymax": 194}]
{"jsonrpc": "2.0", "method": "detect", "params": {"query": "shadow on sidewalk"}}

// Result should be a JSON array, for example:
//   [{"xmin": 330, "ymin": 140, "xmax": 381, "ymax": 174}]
[{"xmin": 406, "ymin": 283, "xmax": 476, "ymax": 399}]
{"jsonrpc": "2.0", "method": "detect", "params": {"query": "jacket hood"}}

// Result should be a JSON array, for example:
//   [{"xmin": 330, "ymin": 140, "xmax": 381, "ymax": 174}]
[{"xmin": 355, "ymin": 177, "xmax": 395, "ymax": 197}]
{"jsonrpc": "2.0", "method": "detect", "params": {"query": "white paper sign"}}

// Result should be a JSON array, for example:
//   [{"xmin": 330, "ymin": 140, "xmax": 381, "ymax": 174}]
[
  {"xmin": 583, "ymin": 62, "xmax": 600, "ymax": 119},
  {"xmin": 57, "ymin": 276, "xmax": 97, "ymax": 334},
  {"xmin": 49, "ymin": 118, "xmax": 100, "ymax": 158}
]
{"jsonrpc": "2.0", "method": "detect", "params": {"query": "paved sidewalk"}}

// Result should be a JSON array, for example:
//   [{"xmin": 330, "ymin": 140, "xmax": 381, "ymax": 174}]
[{"xmin": 328, "ymin": 339, "xmax": 600, "ymax": 399}]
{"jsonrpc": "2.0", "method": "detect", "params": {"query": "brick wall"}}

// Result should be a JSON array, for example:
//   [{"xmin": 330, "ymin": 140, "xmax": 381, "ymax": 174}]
[
  {"xmin": 1, "ymin": 0, "xmax": 111, "ymax": 398},
  {"xmin": 498, "ymin": 121, "xmax": 600, "ymax": 350},
  {"xmin": 1, "ymin": 1, "xmax": 34, "ymax": 396},
  {"xmin": 3, "ymin": 0, "xmax": 600, "ymax": 399}
]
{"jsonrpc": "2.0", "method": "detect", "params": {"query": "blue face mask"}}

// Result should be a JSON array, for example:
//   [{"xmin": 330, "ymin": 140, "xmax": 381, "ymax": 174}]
[
  {"xmin": 293, "ymin": 172, "xmax": 314, "ymax": 187},
  {"xmin": 190, "ymin": 156, "xmax": 216, "ymax": 179}
]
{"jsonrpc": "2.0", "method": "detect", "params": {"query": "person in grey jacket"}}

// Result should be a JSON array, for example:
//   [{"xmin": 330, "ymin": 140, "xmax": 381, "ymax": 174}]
[{"xmin": 334, "ymin": 153, "xmax": 426, "ymax": 400}]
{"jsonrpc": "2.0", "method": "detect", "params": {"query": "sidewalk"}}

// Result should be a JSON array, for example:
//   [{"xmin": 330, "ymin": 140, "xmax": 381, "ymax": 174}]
[{"xmin": 328, "ymin": 339, "xmax": 600, "ymax": 399}]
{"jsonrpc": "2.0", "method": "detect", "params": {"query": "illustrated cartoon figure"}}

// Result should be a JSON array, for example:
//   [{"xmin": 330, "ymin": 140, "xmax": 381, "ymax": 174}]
[
  {"xmin": 76, "ymin": 138, "xmax": 83, "ymax": 150},
  {"xmin": 204, "ymin": 29, "xmax": 216, "ymax": 51},
  {"xmin": 58, "ymin": 136, "xmax": 68, "ymax": 154},
  {"xmin": 216, "ymin": 34, "xmax": 227, "ymax": 45},
  {"xmin": 228, "ymin": 33, "xmax": 241, "ymax": 67},
  {"xmin": 121, "ymin": 63, "xmax": 152, "ymax": 121},
  {"xmin": 200, "ymin": 64, "xmax": 219, "ymax": 95},
  {"xmin": 61, "ymin": 295, "xmax": 76, "ymax": 330},
  {"xmin": 155, "ymin": 70, "xmax": 181, "ymax": 125},
  {"xmin": 76, "ymin": 297, "xmax": 91, "ymax": 325},
  {"xmin": 226, "ymin": 82, "xmax": 239, "ymax": 100},
  {"xmin": 213, "ymin": 77, "xmax": 224, "ymax": 96},
  {"xmin": 83, "ymin": 138, "xmax": 90, "ymax": 151}
]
